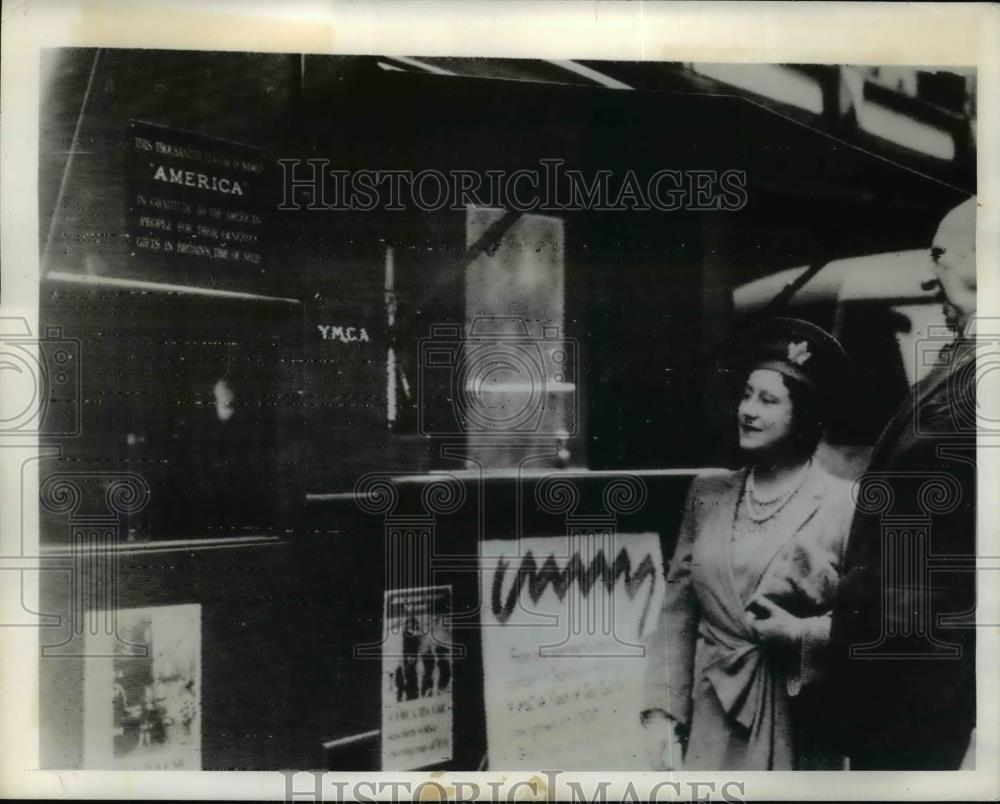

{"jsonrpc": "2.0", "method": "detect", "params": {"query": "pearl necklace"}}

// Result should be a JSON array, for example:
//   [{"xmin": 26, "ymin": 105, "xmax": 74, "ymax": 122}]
[{"xmin": 744, "ymin": 460, "xmax": 812, "ymax": 523}]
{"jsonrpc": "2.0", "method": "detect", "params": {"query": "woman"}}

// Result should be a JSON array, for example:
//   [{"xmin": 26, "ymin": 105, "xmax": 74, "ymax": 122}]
[{"xmin": 641, "ymin": 318, "xmax": 854, "ymax": 770}]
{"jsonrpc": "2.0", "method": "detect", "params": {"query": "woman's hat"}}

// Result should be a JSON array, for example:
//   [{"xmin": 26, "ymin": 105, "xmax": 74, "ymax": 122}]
[{"xmin": 738, "ymin": 317, "xmax": 851, "ymax": 399}]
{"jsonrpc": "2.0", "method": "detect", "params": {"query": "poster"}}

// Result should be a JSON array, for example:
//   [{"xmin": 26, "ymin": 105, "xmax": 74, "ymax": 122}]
[
  {"xmin": 83, "ymin": 604, "xmax": 202, "ymax": 770},
  {"xmin": 380, "ymin": 586, "xmax": 454, "ymax": 770},
  {"xmin": 480, "ymin": 533, "xmax": 665, "ymax": 770}
]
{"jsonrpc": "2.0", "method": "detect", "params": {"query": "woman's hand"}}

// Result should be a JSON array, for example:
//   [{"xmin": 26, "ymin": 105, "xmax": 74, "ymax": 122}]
[
  {"xmin": 745, "ymin": 595, "xmax": 805, "ymax": 645},
  {"xmin": 641, "ymin": 711, "xmax": 685, "ymax": 770}
]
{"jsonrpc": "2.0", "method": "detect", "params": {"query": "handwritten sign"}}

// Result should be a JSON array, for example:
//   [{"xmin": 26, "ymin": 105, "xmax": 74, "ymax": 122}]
[
  {"xmin": 480, "ymin": 533, "xmax": 664, "ymax": 770},
  {"xmin": 126, "ymin": 121, "xmax": 266, "ymax": 271},
  {"xmin": 381, "ymin": 586, "xmax": 454, "ymax": 770}
]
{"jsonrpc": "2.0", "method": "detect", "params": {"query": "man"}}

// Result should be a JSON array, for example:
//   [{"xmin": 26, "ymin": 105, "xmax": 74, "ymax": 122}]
[
  {"xmin": 829, "ymin": 196, "xmax": 978, "ymax": 769},
  {"xmin": 185, "ymin": 372, "xmax": 277, "ymax": 534}
]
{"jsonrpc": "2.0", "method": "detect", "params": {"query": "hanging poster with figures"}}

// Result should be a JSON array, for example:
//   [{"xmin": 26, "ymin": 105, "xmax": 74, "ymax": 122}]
[
  {"xmin": 83, "ymin": 604, "xmax": 202, "ymax": 770},
  {"xmin": 380, "ymin": 586, "xmax": 454, "ymax": 770},
  {"xmin": 480, "ymin": 533, "xmax": 664, "ymax": 770}
]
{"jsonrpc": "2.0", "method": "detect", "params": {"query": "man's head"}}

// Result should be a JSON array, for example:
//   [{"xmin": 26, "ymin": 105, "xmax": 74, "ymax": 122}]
[
  {"xmin": 929, "ymin": 196, "xmax": 977, "ymax": 333},
  {"xmin": 212, "ymin": 377, "xmax": 236, "ymax": 421}
]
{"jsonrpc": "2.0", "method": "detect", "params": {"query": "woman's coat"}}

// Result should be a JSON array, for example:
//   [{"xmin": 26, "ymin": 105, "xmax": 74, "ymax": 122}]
[{"xmin": 642, "ymin": 466, "xmax": 854, "ymax": 769}]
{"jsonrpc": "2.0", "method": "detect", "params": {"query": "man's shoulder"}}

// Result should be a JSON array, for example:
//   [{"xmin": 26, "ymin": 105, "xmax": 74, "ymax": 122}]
[{"xmin": 872, "ymin": 360, "xmax": 974, "ymax": 461}]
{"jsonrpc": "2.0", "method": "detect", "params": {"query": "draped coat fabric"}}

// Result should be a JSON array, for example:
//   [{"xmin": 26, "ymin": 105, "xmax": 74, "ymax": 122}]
[
  {"xmin": 643, "ymin": 467, "xmax": 854, "ymax": 770},
  {"xmin": 828, "ymin": 336, "xmax": 977, "ymax": 769}
]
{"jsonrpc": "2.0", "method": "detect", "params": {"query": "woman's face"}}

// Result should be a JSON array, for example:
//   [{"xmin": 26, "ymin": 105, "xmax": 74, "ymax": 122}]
[{"xmin": 738, "ymin": 368, "xmax": 795, "ymax": 458}]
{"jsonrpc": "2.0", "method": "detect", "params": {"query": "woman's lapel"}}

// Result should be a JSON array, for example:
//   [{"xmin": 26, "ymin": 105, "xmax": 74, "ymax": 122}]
[
  {"xmin": 699, "ymin": 471, "xmax": 753, "ymax": 625},
  {"xmin": 743, "ymin": 466, "xmax": 827, "ymax": 603}
]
